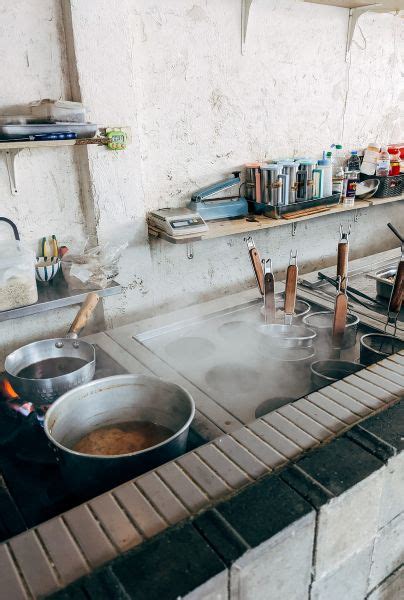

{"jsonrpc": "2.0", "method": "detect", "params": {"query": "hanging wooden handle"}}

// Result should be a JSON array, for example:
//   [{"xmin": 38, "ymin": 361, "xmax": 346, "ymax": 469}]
[
  {"xmin": 264, "ymin": 273, "xmax": 276, "ymax": 323},
  {"xmin": 284, "ymin": 264, "xmax": 298, "ymax": 315},
  {"xmin": 332, "ymin": 292, "xmax": 348, "ymax": 348},
  {"xmin": 337, "ymin": 242, "xmax": 349, "ymax": 291},
  {"xmin": 389, "ymin": 260, "xmax": 404, "ymax": 314},
  {"xmin": 249, "ymin": 248, "xmax": 264, "ymax": 296},
  {"xmin": 68, "ymin": 292, "xmax": 100, "ymax": 337}
]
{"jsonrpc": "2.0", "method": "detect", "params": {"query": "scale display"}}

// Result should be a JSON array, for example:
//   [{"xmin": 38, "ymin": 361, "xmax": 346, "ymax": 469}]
[{"xmin": 148, "ymin": 208, "xmax": 208, "ymax": 237}]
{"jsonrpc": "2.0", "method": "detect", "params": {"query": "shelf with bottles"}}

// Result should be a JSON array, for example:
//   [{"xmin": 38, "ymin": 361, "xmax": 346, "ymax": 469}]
[{"xmin": 148, "ymin": 194, "xmax": 403, "ymax": 246}]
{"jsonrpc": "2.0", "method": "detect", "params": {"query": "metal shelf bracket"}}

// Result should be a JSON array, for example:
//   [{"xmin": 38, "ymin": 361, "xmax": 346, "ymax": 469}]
[
  {"xmin": 241, "ymin": 0, "xmax": 254, "ymax": 54},
  {"xmin": 4, "ymin": 149, "xmax": 22, "ymax": 195}
]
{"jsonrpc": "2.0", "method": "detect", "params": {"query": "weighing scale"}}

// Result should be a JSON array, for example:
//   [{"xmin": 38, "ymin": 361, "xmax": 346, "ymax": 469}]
[
  {"xmin": 188, "ymin": 171, "xmax": 248, "ymax": 221},
  {"xmin": 147, "ymin": 208, "xmax": 208, "ymax": 237}
]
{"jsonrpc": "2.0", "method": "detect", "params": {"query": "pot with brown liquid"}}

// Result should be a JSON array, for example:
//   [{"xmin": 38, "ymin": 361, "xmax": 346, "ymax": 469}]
[{"xmin": 44, "ymin": 374, "xmax": 195, "ymax": 496}]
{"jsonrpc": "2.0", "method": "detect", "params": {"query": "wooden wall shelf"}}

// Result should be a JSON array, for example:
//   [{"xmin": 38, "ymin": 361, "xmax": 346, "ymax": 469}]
[{"xmin": 148, "ymin": 195, "xmax": 404, "ymax": 245}]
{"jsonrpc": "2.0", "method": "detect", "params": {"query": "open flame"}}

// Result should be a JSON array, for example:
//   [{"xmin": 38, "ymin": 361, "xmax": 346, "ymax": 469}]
[
  {"xmin": 0, "ymin": 377, "xmax": 34, "ymax": 416},
  {"xmin": 0, "ymin": 378, "xmax": 19, "ymax": 400}
]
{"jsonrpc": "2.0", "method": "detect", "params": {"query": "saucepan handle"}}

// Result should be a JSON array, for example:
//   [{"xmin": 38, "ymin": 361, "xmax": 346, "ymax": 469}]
[
  {"xmin": 389, "ymin": 260, "xmax": 404, "ymax": 315},
  {"xmin": 67, "ymin": 292, "xmax": 100, "ymax": 339}
]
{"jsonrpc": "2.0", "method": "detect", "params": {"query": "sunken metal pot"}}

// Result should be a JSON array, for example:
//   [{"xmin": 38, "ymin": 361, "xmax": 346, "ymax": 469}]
[
  {"xmin": 260, "ymin": 298, "xmax": 311, "ymax": 321},
  {"xmin": 360, "ymin": 334, "xmax": 404, "ymax": 366},
  {"xmin": 44, "ymin": 374, "xmax": 195, "ymax": 496},
  {"xmin": 311, "ymin": 360, "xmax": 364, "ymax": 388},
  {"xmin": 303, "ymin": 311, "xmax": 359, "ymax": 349}
]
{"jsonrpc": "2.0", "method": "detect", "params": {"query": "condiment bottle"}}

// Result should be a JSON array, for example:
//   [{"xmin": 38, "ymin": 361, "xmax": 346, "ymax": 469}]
[
  {"xmin": 342, "ymin": 170, "xmax": 359, "ymax": 207},
  {"xmin": 376, "ymin": 148, "xmax": 390, "ymax": 177},
  {"xmin": 317, "ymin": 157, "xmax": 333, "ymax": 198},
  {"xmin": 347, "ymin": 151, "xmax": 361, "ymax": 171},
  {"xmin": 361, "ymin": 143, "xmax": 380, "ymax": 176},
  {"xmin": 388, "ymin": 147, "xmax": 400, "ymax": 176}
]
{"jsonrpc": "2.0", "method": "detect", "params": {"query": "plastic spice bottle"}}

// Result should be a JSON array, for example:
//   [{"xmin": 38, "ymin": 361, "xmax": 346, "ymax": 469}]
[
  {"xmin": 361, "ymin": 143, "xmax": 380, "ymax": 176},
  {"xmin": 376, "ymin": 148, "xmax": 391, "ymax": 177}
]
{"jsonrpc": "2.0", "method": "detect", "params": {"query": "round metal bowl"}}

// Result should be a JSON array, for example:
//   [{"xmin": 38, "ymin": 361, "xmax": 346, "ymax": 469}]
[
  {"xmin": 258, "ymin": 323, "xmax": 317, "ymax": 349},
  {"xmin": 44, "ymin": 374, "xmax": 195, "ymax": 496},
  {"xmin": 355, "ymin": 179, "xmax": 379, "ymax": 200},
  {"xmin": 260, "ymin": 298, "xmax": 311, "ymax": 321},
  {"xmin": 360, "ymin": 334, "xmax": 404, "ymax": 366},
  {"xmin": 311, "ymin": 360, "xmax": 364, "ymax": 388},
  {"xmin": 303, "ymin": 311, "xmax": 359, "ymax": 349}
]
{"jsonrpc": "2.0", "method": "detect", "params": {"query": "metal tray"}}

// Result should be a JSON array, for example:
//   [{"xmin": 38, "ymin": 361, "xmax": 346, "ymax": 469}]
[
  {"xmin": 134, "ymin": 296, "xmax": 384, "ymax": 424},
  {"xmin": 264, "ymin": 193, "xmax": 340, "ymax": 219},
  {"xmin": 0, "ymin": 123, "xmax": 98, "ymax": 140},
  {"xmin": 367, "ymin": 265, "xmax": 397, "ymax": 299}
]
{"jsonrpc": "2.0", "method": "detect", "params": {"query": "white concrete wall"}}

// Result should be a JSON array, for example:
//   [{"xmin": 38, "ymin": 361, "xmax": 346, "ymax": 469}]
[{"xmin": 0, "ymin": 0, "xmax": 403, "ymax": 363}]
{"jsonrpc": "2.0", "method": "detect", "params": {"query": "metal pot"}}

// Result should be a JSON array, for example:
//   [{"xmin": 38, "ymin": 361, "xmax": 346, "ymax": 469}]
[
  {"xmin": 260, "ymin": 298, "xmax": 311, "ymax": 321},
  {"xmin": 311, "ymin": 360, "xmax": 364, "ymax": 388},
  {"xmin": 303, "ymin": 311, "xmax": 359, "ymax": 349},
  {"xmin": 44, "ymin": 374, "xmax": 195, "ymax": 496},
  {"xmin": 5, "ymin": 293, "xmax": 98, "ymax": 406},
  {"xmin": 360, "ymin": 334, "xmax": 404, "ymax": 366},
  {"xmin": 258, "ymin": 323, "xmax": 317, "ymax": 349}
]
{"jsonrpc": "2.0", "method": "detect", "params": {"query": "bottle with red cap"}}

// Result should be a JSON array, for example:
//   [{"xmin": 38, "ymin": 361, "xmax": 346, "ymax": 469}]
[{"xmin": 387, "ymin": 147, "xmax": 401, "ymax": 176}]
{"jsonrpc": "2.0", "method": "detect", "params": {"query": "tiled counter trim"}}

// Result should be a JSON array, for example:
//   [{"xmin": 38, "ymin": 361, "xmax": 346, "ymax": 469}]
[{"xmin": 0, "ymin": 352, "xmax": 403, "ymax": 599}]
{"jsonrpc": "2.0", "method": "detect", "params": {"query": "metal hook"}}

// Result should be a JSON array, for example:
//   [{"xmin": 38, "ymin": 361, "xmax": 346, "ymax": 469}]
[
  {"xmin": 339, "ymin": 223, "xmax": 351, "ymax": 242},
  {"xmin": 244, "ymin": 236, "xmax": 255, "ymax": 250},
  {"xmin": 186, "ymin": 242, "xmax": 194, "ymax": 260},
  {"xmin": 261, "ymin": 258, "xmax": 272, "ymax": 274},
  {"xmin": 289, "ymin": 250, "xmax": 298, "ymax": 265},
  {"xmin": 291, "ymin": 222, "xmax": 297, "ymax": 237}
]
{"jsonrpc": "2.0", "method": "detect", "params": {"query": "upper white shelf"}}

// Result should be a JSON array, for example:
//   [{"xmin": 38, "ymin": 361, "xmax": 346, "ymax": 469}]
[{"xmin": 241, "ymin": 0, "xmax": 404, "ymax": 56}]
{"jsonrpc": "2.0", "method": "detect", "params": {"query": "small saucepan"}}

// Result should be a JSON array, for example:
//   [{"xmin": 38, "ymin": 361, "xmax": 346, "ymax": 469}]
[
  {"xmin": 5, "ymin": 293, "xmax": 99, "ymax": 405},
  {"xmin": 360, "ymin": 333, "xmax": 404, "ymax": 366},
  {"xmin": 311, "ymin": 360, "xmax": 364, "ymax": 388}
]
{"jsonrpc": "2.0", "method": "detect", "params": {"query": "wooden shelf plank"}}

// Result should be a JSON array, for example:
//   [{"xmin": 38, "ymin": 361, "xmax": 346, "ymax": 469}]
[{"xmin": 148, "ymin": 195, "xmax": 403, "ymax": 245}]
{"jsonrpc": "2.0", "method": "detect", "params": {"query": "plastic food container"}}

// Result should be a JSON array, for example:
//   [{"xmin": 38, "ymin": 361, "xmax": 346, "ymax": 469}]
[
  {"xmin": 30, "ymin": 99, "xmax": 87, "ymax": 123},
  {"xmin": 0, "ymin": 240, "xmax": 38, "ymax": 311}
]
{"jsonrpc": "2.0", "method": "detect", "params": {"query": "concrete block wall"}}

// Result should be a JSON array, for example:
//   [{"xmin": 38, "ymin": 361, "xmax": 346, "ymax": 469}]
[
  {"xmin": 0, "ymin": 348, "xmax": 402, "ymax": 598},
  {"xmin": 0, "ymin": 0, "xmax": 403, "ymax": 365}
]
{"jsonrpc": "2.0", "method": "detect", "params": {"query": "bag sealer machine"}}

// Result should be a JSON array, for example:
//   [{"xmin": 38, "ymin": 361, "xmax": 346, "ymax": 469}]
[{"xmin": 188, "ymin": 171, "xmax": 248, "ymax": 221}]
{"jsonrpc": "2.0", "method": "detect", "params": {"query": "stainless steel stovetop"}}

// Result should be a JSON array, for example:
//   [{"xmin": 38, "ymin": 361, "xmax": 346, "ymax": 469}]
[{"xmin": 134, "ymin": 296, "xmax": 381, "ymax": 424}]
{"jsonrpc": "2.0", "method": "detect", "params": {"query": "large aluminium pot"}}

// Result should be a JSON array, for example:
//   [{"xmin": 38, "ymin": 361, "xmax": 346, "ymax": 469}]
[{"xmin": 44, "ymin": 374, "xmax": 195, "ymax": 496}]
